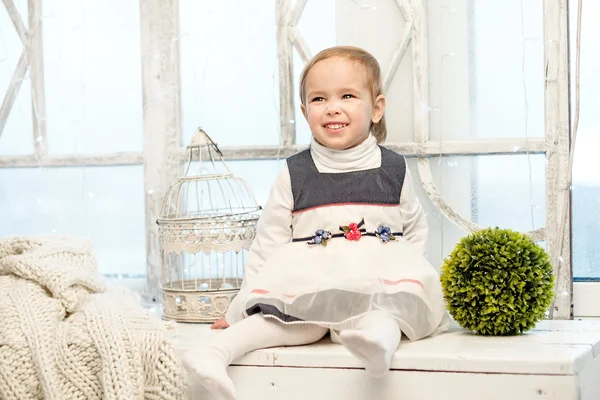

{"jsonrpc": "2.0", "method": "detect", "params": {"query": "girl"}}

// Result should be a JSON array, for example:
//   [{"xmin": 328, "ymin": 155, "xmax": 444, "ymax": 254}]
[{"xmin": 182, "ymin": 46, "xmax": 449, "ymax": 400}]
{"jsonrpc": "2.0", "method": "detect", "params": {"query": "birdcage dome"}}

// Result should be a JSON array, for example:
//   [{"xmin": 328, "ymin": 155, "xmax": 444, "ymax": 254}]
[
  {"xmin": 157, "ymin": 129, "xmax": 261, "ymax": 255},
  {"xmin": 157, "ymin": 129, "xmax": 261, "ymax": 323}
]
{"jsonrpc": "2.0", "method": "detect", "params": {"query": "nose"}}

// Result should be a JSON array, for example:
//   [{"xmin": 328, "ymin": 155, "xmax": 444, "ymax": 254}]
[{"xmin": 325, "ymin": 100, "xmax": 342, "ymax": 115}]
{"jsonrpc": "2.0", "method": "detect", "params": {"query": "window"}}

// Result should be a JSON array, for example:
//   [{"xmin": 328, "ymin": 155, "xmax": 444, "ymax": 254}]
[
  {"xmin": 570, "ymin": 0, "xmax": 600, "ymax": 280},
  {"xmin": 419, "ymin": 0, "xmax": 548, "ymax": 268},
  {"xmin": 0, "ymin": 0, "xmax": 581, "ymax": 319},
  {"xmin": 179, "ymin": 0, "xmax": 281, "ymax": 147},
  {"xmin": 0, "ymin": 0, "xmax": 146, "ymax": 277},
  {"xmin": 569, "ymin": 0, "xmax": 600, "ymax": 317}
]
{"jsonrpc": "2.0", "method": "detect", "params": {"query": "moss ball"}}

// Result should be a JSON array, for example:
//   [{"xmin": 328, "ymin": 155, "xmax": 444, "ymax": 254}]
[{"xmin": 440, "ymin": 227, "xmax": 555, "ymax": 336}]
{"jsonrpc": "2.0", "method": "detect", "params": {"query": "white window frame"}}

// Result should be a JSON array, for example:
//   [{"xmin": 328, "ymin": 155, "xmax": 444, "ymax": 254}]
[{"xmin": 0, "ymin": 0, "xmax": 585, "ymax": 318}]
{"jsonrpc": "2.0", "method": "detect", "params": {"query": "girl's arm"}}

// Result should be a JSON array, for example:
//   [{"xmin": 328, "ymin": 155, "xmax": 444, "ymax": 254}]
[
  {"xmin": 400, "ymin": 166, "xmax": 429, "ymax": 257},
  {"xmin": 224, "ymin": 164, "xmax": 294, "ymax": 324}
]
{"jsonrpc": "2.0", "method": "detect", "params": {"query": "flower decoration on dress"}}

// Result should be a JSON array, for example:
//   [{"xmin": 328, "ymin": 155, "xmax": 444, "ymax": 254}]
[
  {"xmin": 292, "ymin": 219, "xmax": 401, "ymax": 246},
  {"xmin": 376, "ymin": 225, "xmax": 396, "ymax": 243},
  {"xmin": 340, "ymin": 219, "xmax": 365, "ymax": 241},
  {"xmin": 311, "ymin": 229, "xmax": 332, "ymax": 246}
]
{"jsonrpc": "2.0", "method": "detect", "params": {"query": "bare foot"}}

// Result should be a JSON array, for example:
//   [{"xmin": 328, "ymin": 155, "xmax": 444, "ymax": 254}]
[{"xmin": 211, "ymin": 317, "xmax": 230, "ymax": 329}]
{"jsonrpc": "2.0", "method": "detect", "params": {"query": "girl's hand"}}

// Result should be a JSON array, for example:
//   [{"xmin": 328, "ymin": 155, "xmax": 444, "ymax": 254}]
[{"xmin": 211, "ymin": 317, "xmax": 229, "ymax": 329}]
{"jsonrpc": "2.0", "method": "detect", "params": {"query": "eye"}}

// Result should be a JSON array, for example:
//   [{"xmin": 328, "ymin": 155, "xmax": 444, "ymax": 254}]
[
  {"xmin": 342, "ymin": 94, "xmax": 354, "ymax": 99},
  {"xmin": 311, "ymin": 96, "xmax": 325, "ymax": 102}
]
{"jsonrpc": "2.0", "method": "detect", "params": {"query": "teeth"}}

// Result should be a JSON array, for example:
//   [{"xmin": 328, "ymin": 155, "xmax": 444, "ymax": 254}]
[{"xmin": 325, "ymin": 124, "xmax": 347, "ymax": 129}]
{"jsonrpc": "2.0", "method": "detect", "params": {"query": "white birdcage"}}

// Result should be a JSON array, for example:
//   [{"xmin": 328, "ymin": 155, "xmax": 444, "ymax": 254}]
[{"xmin": 157, "ymin": 129, "xmax": 261, "ymax": 322}]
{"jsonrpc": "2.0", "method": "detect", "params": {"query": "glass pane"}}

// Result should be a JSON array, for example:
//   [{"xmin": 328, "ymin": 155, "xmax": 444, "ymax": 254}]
[
  {"xmin": 470, "ymin": 155, "xmax": 545, "ymax": 232},
  {"xmin": 570, "ymin": 0, "xmax": 600, "ymax": 278},
  {"xmin": 468, "ymin": 0, "xmax": 544, "ymax": 139},
  {"xmin": 0, "ymin": 166, "xmax": 146, "ymax": 276},
  {"xmin": 427, "ymin": 0, "xmax": 544, "ymax": 142},
  {"xmin": 296, "ymin": 0, "xmax": 336, "ymax": 59},
  {"xmin": 428, "ymin": 0, "xmax": 471, "ymax": 143},
  {"xmin": 0, "ymin": 3, "xmax": 33, "ymax": 155},
  {"xmin": 573, "ymin": 186, "xmax": 600, "ymax": 279},
  {"xmin": 407, "ymin": 154, "xmax": 545, "ymax": 270},
  {"xmin": 179, "ymin": 0, "xmax": 280, "ymax": 147},
  {"xmin": 0, "ymin": 79, "xmax": 34, "ymax": 155},
  {"xmin": 406, "ymin": 159, "xmax": 470, "ymax": 270},
  {"xmin": 0, "ymin": 3, "xmax": 26, "ymax": 98},
  {"xmin": 42, "ymin": 0, "xmax": 143, "ymax": 154}
]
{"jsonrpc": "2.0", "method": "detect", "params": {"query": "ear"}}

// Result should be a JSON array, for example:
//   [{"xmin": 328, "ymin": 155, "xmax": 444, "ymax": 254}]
[
  {"xmin": 371, "ymin": 95, "xmax": 386, "ymax": 124},
  {"xmin": 301, "ymin": 103, "xmax": 309, "ymax": 122}
]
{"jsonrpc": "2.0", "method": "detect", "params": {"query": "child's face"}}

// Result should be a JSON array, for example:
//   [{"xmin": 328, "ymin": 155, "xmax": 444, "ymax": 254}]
[{"xmin": 301, "ymin": 56, "xmax": 385, "ymax": 150}]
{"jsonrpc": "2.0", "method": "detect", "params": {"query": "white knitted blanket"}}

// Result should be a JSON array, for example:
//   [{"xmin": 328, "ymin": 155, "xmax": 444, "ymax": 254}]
[{"xmin": 0, "ymin": 235, "xmax": 187, "ymax": 399}]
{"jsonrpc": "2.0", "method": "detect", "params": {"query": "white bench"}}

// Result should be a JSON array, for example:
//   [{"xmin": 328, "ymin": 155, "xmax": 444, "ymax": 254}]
[{"xmin": 173, "ymin": 319, "xmax": 600, "ymax": 400}]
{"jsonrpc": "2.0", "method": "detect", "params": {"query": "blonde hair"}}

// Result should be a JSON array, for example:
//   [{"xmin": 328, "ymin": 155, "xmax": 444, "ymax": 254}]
[{"xmin": 299, "ymin": 46, "xmax": 387, "ymax": 144}]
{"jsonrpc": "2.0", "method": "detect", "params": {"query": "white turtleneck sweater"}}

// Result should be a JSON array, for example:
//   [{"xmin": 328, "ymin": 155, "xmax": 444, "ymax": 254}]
[{"xmin": 225, "ymin": 134, "xmax": 428, "ymax": 323}]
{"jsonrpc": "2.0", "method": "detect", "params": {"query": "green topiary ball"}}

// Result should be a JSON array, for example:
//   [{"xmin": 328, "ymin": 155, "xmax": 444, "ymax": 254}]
[{"xmin": 440, "ymin": 227, "xmax": 555, "ymax": 336}]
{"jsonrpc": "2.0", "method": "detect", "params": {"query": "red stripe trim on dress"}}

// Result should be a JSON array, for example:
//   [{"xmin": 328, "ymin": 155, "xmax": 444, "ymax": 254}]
[
  {"xmin": 382, "ymin": 278, "xmax": 424, "ymax": 288},
  {"xmin": 250, "ymin": 289, "xmax": 296, "ymax": 298},
  {"xmin": 292, "ymin": 202, "xmax": 398, "ymax": 215}
]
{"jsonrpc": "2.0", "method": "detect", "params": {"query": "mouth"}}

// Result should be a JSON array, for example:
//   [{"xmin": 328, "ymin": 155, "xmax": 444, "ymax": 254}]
[{"xmin": 323, "ymin": 123, "xmax": 348, "ymax": 134}]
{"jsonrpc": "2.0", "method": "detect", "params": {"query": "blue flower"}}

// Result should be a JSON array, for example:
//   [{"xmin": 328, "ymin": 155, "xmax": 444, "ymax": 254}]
[
  {"xmin": 376, "ymin": 226, "xmax": 394, "ymax": 243},
  {"xmin": 311, "ymin": 229, "xmax": 331, "ymax": 246},
  {"xmin": 377, "ymin": 226, "xmax": 391, "ymax": 235}
]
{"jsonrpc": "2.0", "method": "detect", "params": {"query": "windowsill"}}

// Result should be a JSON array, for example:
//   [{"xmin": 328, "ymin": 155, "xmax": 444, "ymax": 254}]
[{"xmin": 170, "ymin": 318, "xmax": 600, "ymax": 400}]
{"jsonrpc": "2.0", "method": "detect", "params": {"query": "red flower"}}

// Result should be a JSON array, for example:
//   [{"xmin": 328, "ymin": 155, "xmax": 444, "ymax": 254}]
[
  {"xmin": 340, "ymin": 219, "xmax": 364, "ymax": 241},
  {"xmin": 345, "ymin": 230, "xmax": 362, "ymax": 241}
]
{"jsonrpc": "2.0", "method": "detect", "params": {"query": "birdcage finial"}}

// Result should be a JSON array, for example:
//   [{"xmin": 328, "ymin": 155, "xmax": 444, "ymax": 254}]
[{"xmin": 189, "ymin": 128, "xmax": 223, "ymax": 157}]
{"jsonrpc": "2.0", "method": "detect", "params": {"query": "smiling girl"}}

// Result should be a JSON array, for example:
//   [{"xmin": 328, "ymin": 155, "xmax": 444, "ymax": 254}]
[{"xmin": 183, "ymin": 46, "xmax": 449, "ymax": 400}]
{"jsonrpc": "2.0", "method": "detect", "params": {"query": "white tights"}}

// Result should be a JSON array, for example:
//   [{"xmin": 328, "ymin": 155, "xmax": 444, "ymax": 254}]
[{"xmin": 182, "ymin": 311, "xmax": 401, "ymax": 400}]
